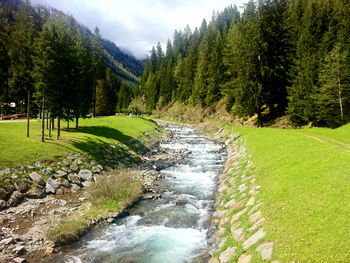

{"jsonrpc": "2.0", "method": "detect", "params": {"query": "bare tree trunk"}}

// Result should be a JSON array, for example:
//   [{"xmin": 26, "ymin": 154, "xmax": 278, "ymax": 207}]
[
  {"xmin": 52, "ymin": 118, "xmax": 55, "ymax": 130},
  {"xmin": 46, "ymin": 111, "xmax": 49, "ymax": 129},
  {"xmin": 338, "ymin": 74, "xmax": 344, "ymax": 123},
  {"xmin": 41, "ymin": 97, "xmax": 45, "ymax": 142},
  {"xmin": 93, "ymin": 86, "xmax": 96, "ymax": 118},
  {"xmin": 49, "ymin": 112, "xmax": 52, "ymax": 138},
  {"xmin": 76, "ymin": 116, "xmax": 79, "ymax": 129},
  {"xmin": 26, "ymin": 90, "xmax": 30, "ymax": 137},
  {"xmin": 57, "ymin": 117, "xmax": 60, "ymax": 140}
]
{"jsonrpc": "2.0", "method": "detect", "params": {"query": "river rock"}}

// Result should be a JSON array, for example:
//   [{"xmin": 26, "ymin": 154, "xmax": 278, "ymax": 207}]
[
  {"xmin": 7, "ymin": 191, "xmax": 23, "ymax": 207},
  {"xmin": 92, "ymin": 166, "xmax": 101, "ymax": 173},
  {"xmin": 249, "ymin": 210, "xmax": 261, "ymax": 223},
  {"xmin": 15, "ymin": 166, "xmax": 26, "ymax": 174},
  {"xmin": 29, "ymin": 172, "xmax": 46, "ymax": 186},
  {"xmin": 0, "ymin": 237, "xmax": 15, "ymax": 246},
  {"xmin": 57, "ymin": 178, "xmax": 70, "ymax": 188},
  {"xmin": 13, "ymin": 257, "xmax": 27, "ymax": 263},
  {"xmin": 69, "ymin": 163, "xmax": 79, "ymax": 172},
  {"xmin": 41, "ymin": 167, "xmax": 53, "ymax": 176},
  {"xmin": 79, "ymin": 169, "xmax": 93, "ymax": 181},
  {"xmin": 242, "ymin": 228, "xmax": 266, "ymax": 250},
  {"xmin": 56, "ymin": 187, "xmax": 71, "ymax": 195},
  {"xmin": 219, "ymin": 246, "xmax": 236, "ymax": 263},
  {"xmin": 26, "ymin": 186, "xmax": 46, "ymax": 199},
  {"xmin": 12, "ymin": 245, "xmax": 26, "ymax": 256},
  {"xmin": 0, "ymin": 199, "xmax": 6, "ymax": 210},
  {"xmin": 238, "ymin": 253, "xmax": 252, "ymax": 263},
  {"xmin": 232, "ymin": 228, "xmax": 245, "ymax": 242},
  {"xmin": 44, "ymin": 247, "xmax": 54, "ymax": 256},
  {"xmin": 68, "ymin": 174, "xmax": 80, "ymax": 184},
  {"xmin": 54, "ymin": 170, "xmax": 67, "ymax": 178},
  {"xmin": 35, "ymin": 161, "xmax": 44, "ymax": 168},
  {"xmin": 175, "ymin": 200, "xmax": 187, "ymax": 206},
  {"xmin": 0, "ymin": 168, "xmax": 11, "ymax": 176},
  {"xmin": 224, "ymin": 199, "xmax": 236, "ymax": 208},
  {"xmin": 256, "ymin": 241, "xmax": 273, "ymax": 260},
  {"xmin": 14, "ymin": 181, "xmax": 28, "ymax": 193},
  {"xmin": 71, "ymin": 184, "xmax": 81, "ymax": 192},
  {"xmin": 46, "ymin": 178, "xmax": 60, "ymax": 194}
]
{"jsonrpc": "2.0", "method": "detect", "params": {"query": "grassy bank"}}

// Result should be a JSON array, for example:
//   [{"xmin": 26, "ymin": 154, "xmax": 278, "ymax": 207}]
[
  {"xmin": 48, "ymin": 168, "xmax": 143, "ymax": 245},
  {"xmin": 234, "ymin": 124, "xmax": 350, "ymax": 262},
  {"xmin": 0, "ymin": 116, "xmax": 157, "ymax": 168}
]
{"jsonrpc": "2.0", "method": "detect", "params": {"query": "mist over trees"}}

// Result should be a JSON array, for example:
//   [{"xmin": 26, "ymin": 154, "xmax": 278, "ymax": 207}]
[{"xmin": 137, "ymin": 0, "xmax": 350, "ymax": 127}]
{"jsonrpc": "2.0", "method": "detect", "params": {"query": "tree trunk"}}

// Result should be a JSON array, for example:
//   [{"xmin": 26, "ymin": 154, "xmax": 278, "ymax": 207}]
[
  {"xmin": 257, "ymin": 108, "xmax": 263, "ymax": 128},
  {"xmin": 49, "ymin": 113, "xmax": 52, "ymax": 138},
  {"xmin": 67, "ymin": 118, "xmax": 69, "ymax": 132},
  {"xmin": 26, "ymin": 90, "xmax": 30, "ymax": 137},
  {"xmin": 93, "ymin": 86, "xmax": 96, "ymax": 118},
  {"xmin": 39, "ymin": 109, "xmax": 42, "ymax": 119},
  {"xmin": 338, "ymin": 74, "xmax": 344, "ymax": 123},
  {"xmin": 46, "ymin": 111, "xmax": 49, "ymax": 129},
  {"xmin": 76, "ymin": 116, "xmax": 79, "ymax": 129},
  {"xmin": 41, "ymin": 97, "xmax": 45, "ymax": 142},
  {"xmin": 52, "ymin": 118, "xmax": 55, "ymax": 130},
  {"xmin": 57, "ymin": 117, "xmax": 60, "ymax": 140}
]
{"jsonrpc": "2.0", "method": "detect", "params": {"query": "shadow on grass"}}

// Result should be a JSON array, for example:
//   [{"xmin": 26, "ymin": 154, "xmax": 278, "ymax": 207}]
[{"xmin": 70, "ymin": 126, "xmax": 146, "ymax": 159}]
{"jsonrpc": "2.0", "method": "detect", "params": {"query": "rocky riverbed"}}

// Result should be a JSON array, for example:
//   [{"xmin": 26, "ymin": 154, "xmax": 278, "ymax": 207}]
[{"xmin": 0, "ymin": 127, "xmax": 192, "ymax": 263}]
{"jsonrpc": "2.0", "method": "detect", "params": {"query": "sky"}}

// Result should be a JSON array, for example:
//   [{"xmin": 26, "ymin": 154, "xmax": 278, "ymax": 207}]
[{"xmin": 32, "ymin": 0, "xmax": 246, "ymax": 58}]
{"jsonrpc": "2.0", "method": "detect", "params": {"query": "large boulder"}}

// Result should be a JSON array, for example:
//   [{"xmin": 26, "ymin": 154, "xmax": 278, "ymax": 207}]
[
  {"xmin": 45, "ymin": 178, "xmax": 60, "ymax": 194},
  {"xmin": 78, "ymin": 169, "xmax": 93, "ymax": 181},
  {"xmin": 29, "ymin": 172, "xmax": 46, "ymax": 186},
  {"xmin": 7, "ymin": 191, "xmax": 23, "ymax": 207},
  {"xmin": 26, "ymin": 186, "xmax": 46, "ymax": 199}
]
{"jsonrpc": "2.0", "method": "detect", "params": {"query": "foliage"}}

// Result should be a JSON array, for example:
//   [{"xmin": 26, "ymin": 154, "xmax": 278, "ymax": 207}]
[{"xmin": 137, "ymin": 0, "xmax": 350, "ymax": 127}]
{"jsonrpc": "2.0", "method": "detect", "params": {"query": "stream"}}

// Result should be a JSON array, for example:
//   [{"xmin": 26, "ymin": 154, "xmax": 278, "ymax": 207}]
[{"xmin": 46, "ymin": 124, "xmax": 226, "ymax": 263}]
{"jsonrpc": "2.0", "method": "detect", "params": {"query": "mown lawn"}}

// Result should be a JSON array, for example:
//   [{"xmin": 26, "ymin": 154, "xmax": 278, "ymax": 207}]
[
  {"xmin": 0, "ymin": 116, "xmax": 157, "ymax": 169},
  {"xmin": 234, "ymin": 124, "xmax": 350, "ymax": 262}
]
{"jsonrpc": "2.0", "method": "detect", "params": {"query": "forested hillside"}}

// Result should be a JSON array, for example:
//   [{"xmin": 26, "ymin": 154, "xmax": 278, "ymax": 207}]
[
  {"xmin": 0, "ymin": 0, "xmax": 137, "ymax": 124},
  {"xmin": 137, "ymin": 0, "xmax": 350, "ymax": 128},
  {"xmin": 103, "ymin": 39, "xmax": 144, "ymax": 85}
]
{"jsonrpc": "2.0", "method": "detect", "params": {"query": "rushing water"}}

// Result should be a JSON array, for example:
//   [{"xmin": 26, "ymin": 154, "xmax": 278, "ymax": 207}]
[{"xmin": 47, "ymin": 124, "xmax": 225, "ymax": 263}]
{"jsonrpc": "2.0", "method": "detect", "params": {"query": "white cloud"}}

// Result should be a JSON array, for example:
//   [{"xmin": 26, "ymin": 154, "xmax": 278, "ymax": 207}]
[{"xmin": 32, "ymin": 0, "xmax": 245, "ymax": 58}]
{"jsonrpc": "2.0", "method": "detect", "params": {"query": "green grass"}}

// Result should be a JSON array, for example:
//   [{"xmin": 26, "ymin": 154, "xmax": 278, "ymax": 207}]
[
  {"xmin": 0, "ymin": 116, "xmax": 157, "ymax": 169},
  {"xmin": 234, "ymin": 123, "xmax": 350, "ymax": 262},
  {"xmin": 48, "ymin": 169, "xmax": 143, "ymax": 246}
]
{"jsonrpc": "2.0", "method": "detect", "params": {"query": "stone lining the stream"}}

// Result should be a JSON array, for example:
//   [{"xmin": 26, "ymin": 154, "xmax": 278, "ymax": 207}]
[
  {"xmin": 208, "ymin": 129, "xmax": 281, "ymax": 263},
  {"xmin": 0, "ymin": 127, "xmax": 193, "ymax": 263}
]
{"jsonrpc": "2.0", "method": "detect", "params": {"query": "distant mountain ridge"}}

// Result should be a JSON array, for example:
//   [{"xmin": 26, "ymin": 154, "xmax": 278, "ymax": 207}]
[{"xmin": 102, "ymin": 39, "xmax": 145, "ymax": 86}]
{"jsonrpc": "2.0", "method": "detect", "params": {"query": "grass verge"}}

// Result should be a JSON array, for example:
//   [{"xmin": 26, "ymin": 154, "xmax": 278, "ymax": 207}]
[
  {"xmin": 0, "ymin": 116, "xmax": 157, "ymax": 168},
  {"xmin": 234, "ymin": 124, "xmax": 350, "ymax": 262},
  {"xmin": 48, "ymin": 168, "xmax": 143, "ymax": 246}
]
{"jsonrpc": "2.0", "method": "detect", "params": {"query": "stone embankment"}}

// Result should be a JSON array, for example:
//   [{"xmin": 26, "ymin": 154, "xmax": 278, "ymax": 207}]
[
  {"xmin": 0, "ymin": 127, "xmax": 187, "ymax": 263},
  {"xmin": 208, "ymin": 128, "xmax": 280, "ymax": 263}
]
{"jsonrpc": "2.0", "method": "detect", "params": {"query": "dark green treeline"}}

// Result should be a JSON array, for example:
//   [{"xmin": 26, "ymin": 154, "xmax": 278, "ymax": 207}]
[
  {"xmin": 137, "ymin": 0, "xmax": 350, "ymax": 127},
  {"xmin": 0, "ymin": 0, "xmax": 133, "ymax": 129}
]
